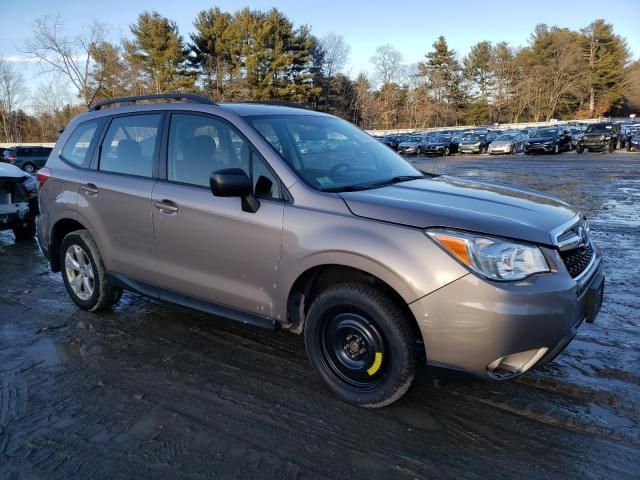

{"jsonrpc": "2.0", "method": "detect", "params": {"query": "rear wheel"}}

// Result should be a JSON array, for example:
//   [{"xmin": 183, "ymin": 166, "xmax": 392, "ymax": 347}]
[
  {"xmin": 22, "ymin": 163, "xmax": 36, "ymax": 174},
  {"xmin": 304, "ymin": 283, "xmax": 416, "ymax": 408},
  {"xmin": 60, "ymin": 229, "xmax": 123, "ymax": 311}
]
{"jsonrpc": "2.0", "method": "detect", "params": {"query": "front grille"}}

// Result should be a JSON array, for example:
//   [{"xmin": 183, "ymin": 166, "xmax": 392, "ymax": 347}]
[{"xmin": 560, "ymin": 243, "xmax": 594, "ymax": 278}]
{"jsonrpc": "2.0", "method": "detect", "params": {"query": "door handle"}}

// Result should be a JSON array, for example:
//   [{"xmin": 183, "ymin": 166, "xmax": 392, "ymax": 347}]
[
  {"xmin": 80, "ymin": 183, "xmax": 98, "ymax": 196},
  {"xmin": 154, "ymin": 200, "xmax": 178, "ymax": 214}
]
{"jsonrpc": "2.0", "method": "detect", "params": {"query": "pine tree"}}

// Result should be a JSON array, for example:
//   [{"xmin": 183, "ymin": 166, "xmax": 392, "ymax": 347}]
[{"xmin": 124, "ymin": 11, "xmax": 195, "ymax": 94}]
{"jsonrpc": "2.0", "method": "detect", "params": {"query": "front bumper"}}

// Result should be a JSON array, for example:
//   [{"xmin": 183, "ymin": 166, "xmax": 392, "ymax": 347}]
[
  {"xmin": 398, "ymin": 147, "xmax": 419, "ymax": 155},
  {"xmin": 525, "ymin": 143, "xmax": 554, "ymax": 153},
  {"xmin": 459, "ymin": 145, "xmax": 481, "ymax": 153},
  {"xmin": 488, "ymin": 145, "xmax": 513, "ymax": 154},
  {"xmin": 423, "ymin": 146, "xmax": 447, "ymax": 155},
  {"xmin": 409, "ymin": 247, "xmax": 604, "ymax": 380}
]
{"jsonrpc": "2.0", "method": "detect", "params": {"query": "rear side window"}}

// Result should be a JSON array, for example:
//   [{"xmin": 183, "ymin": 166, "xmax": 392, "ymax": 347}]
[
  {"xmin": 99, "ymin": 114, "xmax": 161, "ymax": 178},
  {"xmin": 61, "ymin": 120, "xmax": 100, "ymax": 167}
]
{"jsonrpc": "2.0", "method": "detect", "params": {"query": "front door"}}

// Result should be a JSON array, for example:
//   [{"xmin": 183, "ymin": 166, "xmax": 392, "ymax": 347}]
[{"xmin": 151, "ymin": 113, "xmax": 284, "ymax": 317}]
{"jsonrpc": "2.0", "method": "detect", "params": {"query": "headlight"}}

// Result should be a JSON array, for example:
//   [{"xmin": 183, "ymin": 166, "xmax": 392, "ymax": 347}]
[{"xmin": 426, "ymin": 229, "xmax": 550, "ymax": 281}]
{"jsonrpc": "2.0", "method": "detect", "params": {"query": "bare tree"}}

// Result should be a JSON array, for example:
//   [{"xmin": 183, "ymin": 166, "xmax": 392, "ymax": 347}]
[
  {"xmin": 319, "ymin": 33, "xmax": 350, "ymax": 78},
  {"xmin": 24, "ymin": 15, "xmax": 109, "ymax": 108},
  {"xmin": 370, "ymin": 44, "xmax": 403, "ymax": 86},
  {"xmin": 0, "ymin": 59, "xmax": 28, "ymax": 142}
]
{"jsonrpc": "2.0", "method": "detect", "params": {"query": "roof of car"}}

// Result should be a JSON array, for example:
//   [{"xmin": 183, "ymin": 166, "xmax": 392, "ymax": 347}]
[{"xmin": 219, "ymin": 102, "xmax": 328, "ymax": 117}]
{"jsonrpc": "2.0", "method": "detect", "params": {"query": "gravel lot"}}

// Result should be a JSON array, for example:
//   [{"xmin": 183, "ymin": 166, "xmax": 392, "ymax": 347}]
[{"xmin": 1, "ymin": 151, "xmax": 639, "ymax": 479}]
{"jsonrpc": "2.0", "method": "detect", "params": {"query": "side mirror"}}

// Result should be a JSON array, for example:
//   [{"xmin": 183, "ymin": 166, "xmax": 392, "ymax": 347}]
[{"xmin": 210, "ymin": 168, "xmax": 260, "ymax": 213}]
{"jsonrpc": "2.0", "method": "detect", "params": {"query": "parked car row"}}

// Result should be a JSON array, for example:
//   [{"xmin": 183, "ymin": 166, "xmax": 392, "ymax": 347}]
[
  {"xmin": 0, "ymin": 146, "xmax": 53, "ymax": 173},
  {"xmin": 374, "ymin": 120, "xmax": 640, "ymax": 157}
]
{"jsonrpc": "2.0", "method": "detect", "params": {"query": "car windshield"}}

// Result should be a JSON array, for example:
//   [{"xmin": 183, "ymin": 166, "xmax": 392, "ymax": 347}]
[
  {"xmin": 496, "ymin": 134, "xmax": 514, "ymax": 141},
  {"xmin": 247, "ymin": 114, "xmax": 422, "ymax": 192},
  {"xmin": 408, "ymin": 135, "xmax": 422, "ymax": 142},
  {"xmin": 586, "ymin": 124, "xmax": 611, "ymax": 133},
  {"xmin": 530, "ymin": 129, "xmax": 557, "ymax": 138}
]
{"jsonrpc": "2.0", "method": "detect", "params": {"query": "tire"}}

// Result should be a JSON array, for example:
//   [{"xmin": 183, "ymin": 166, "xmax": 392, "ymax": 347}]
[
  {"xmin": 304, "ymin": 283, "xmax": 416, "ymax": 408},
  {"xmin": 627, "ymin": 143, "xmax": 632, "ymax": 152},
  {"xmin": 577, "ymin": 145, "xmax": 584, "ymax": 154},
  {"xmin": 12, "ymin": 220, "xmax": 36, "ymax": 241},
  {"xmin": 553, "ymin": 144, "xmax": 559, "ymax": 154},
  {"xmin": 60, "ymin": 229, "xmax": 122, "ymax": 311},
  {"xmin": 444, "ymin": 147, "xmax": 450, "ymax": 156},
  {"xmin": 22, "ymin": 163, "xmax": 36, "ymax": 174},
  {"xmin": 608, "ymin": 141, "xmax": 614, "ymax": 153}
]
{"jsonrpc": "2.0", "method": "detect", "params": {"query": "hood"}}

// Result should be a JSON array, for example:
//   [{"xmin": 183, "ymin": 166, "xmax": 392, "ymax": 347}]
[
  {"xmin": 460, "ymin": 139, "xmax": 481, "ymax": 145},
  {"xmin": 490, "ymin": 140, "xmax": 512, "ymax": 146},
  {"xmin": 398, "ymin": 141, "xmax": 419, "ymax": 147},
  {"xmin": 339, "ymin": 176, "xmax": 577, "ymax": 246},
  {"xmin": 0, "ymin": 162, "xmax": 30, "ymax": 179},
  {"xmin": 425, "ymin": 141, "xmax": 449, "ymax": 147}
]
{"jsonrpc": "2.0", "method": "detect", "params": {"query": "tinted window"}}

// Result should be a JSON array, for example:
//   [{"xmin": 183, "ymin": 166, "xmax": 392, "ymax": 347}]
[
  {"xmin": 167, "ymin": 113, "xmax": 280, "ymax": 199},
  {"xmin": 61, "ymin": 120, "xmax": 101, "ymax": 167},
  {"xmin": 100, "ymin": 114, "xmax": 160, "ymax": 177}
]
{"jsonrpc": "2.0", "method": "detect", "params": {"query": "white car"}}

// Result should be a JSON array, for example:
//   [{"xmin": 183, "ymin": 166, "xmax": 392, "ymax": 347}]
[{"xmin": 0, "ymin": 162, "xmax": 38, "ymax": 240}]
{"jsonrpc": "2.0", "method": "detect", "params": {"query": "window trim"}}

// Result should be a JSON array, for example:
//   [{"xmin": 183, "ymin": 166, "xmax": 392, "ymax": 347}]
[
  {"xmin": 93, "ymin": 111, "xmax": 166, "ymax": 179},
  {"xmin": 160, "ymin": 111, "xmax": 287, "ymax": 202}
]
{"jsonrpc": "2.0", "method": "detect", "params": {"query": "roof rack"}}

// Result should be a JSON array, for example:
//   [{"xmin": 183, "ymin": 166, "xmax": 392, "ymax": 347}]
[
  {"xmin": 242, "ymin": 100, "xmax": 309, "ymax": 110},
  {"xmin": 90, "ymin": 93, "xmax": 216, "ymax": 111}
]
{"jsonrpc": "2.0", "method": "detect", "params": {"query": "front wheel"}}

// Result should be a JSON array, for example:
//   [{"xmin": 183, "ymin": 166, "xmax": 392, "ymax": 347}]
[
  {"xmin": 608, "ymin": 141, "xmax": 614, "ymax": 153},
  {"xmin": 577, "ymin": 145, "xmax": 584, "ymax": 154},
  {"xmin": 60, "ymin": 229, "xmax": 123, "ymax": 311},
  {"xmin": 444, "ymin": 147, "xmax": 450, "ymax": 156},
  {"xmin": 304, "ymin": 283, "xmax": 416, "ymax": 408},
  {"xmin": 553, "ymin": 144, "xmax": 559, "ymax": 154},
  {"xmin": 22, "ymin": 163, "xmax": 36, "ymax": 174}
]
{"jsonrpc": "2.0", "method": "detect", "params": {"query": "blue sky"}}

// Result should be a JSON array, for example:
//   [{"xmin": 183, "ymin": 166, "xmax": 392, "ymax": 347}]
[{"xmin": 2, "ymin": 0, "xmax": 639, "ymax": 98}]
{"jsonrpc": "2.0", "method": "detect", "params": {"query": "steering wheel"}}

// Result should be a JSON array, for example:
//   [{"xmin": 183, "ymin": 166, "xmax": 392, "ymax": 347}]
[{"xmin": 327, "ymin": 162, "xmax": 350, "ymax": 178}]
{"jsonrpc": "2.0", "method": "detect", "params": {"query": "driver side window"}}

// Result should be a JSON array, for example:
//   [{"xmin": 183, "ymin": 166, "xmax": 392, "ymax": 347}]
[{"xmin": 167, "ymin": 113, "xmax": 280, "ymax": 200}]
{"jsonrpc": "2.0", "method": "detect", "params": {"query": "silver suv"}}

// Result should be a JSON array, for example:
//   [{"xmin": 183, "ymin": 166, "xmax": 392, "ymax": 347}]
[{"xmin": 37, "ymin": 94, "xmax": 605, "ymax": 407}]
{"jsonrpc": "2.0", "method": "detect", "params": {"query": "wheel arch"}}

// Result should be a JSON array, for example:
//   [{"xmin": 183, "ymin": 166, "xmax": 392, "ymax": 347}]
[
  {"xmin": 285, "ymin": 263, "xmax": 426, "ymax": 361},
  {"xmin": 49, "ymin": 217, "xmax": 88, "ymax": 272}
]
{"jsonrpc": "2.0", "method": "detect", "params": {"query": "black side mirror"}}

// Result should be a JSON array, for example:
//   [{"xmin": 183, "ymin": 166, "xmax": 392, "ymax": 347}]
[{"xmin": 210, "ymin": 168, "xmax": 260, "ymax": 213}]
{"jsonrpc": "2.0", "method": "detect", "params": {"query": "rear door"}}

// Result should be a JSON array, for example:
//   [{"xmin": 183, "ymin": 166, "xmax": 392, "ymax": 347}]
[
  {"xmin": 74, "ymin": 113, "xmax": 163, "ymax": 283},
  {"xmin": 151, "ymin": 112, "xmax": 284, "ymax": 316}
]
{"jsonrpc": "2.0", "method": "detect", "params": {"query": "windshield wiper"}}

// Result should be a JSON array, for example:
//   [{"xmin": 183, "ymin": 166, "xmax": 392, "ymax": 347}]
[{"xmin": 323, "ymin": 175, "xmax": 424, "ymax": 193}]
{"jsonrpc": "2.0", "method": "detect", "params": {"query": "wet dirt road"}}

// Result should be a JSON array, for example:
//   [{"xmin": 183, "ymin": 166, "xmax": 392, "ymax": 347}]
[{"xmin": 1, "ymin": 151, "xmax": 639, "ymax": 479}]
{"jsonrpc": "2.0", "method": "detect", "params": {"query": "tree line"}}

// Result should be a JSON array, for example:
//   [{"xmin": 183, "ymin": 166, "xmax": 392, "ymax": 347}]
[{"xmin": 1, "ymin": 7, "xmax": 638, "ymax": 142}]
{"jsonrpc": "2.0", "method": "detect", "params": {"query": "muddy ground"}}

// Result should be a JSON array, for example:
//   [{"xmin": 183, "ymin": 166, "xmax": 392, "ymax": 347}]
[{"xmin": 1, "ymin": 151, "xmax": 639, "ymax": 479}]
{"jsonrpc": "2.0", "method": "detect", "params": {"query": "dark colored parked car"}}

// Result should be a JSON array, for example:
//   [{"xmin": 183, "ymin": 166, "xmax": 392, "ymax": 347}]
[
  {"xmin": 627, "ymin": 129, "xmax": 640, "ymax": 152},
  {"xmin": 37, "ymin": 93, "xmax": 604, "ymax": 408},
  {"xmin": 621, "ymin": 127, "xmax": 640, "ymax": 150},
  {"xmin": 577, "ymin": 123, "xmax": 619, "ymax": 153},
  {"xmin": 524, "ymin": 128, "xmax": 571, "ymax": 154},
  {"xmin": 1, "ymin": 146, "xmax": 53, "ymax": 173},
  {"xmin": 420, "ymin": 134, "xmax": 457, "ymax": 156}
]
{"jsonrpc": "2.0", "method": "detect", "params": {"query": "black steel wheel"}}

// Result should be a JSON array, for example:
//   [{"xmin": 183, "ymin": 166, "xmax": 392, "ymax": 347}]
[{"xmin": 304, "ymin": 283, "xmax": 416, "ymax": 408}]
